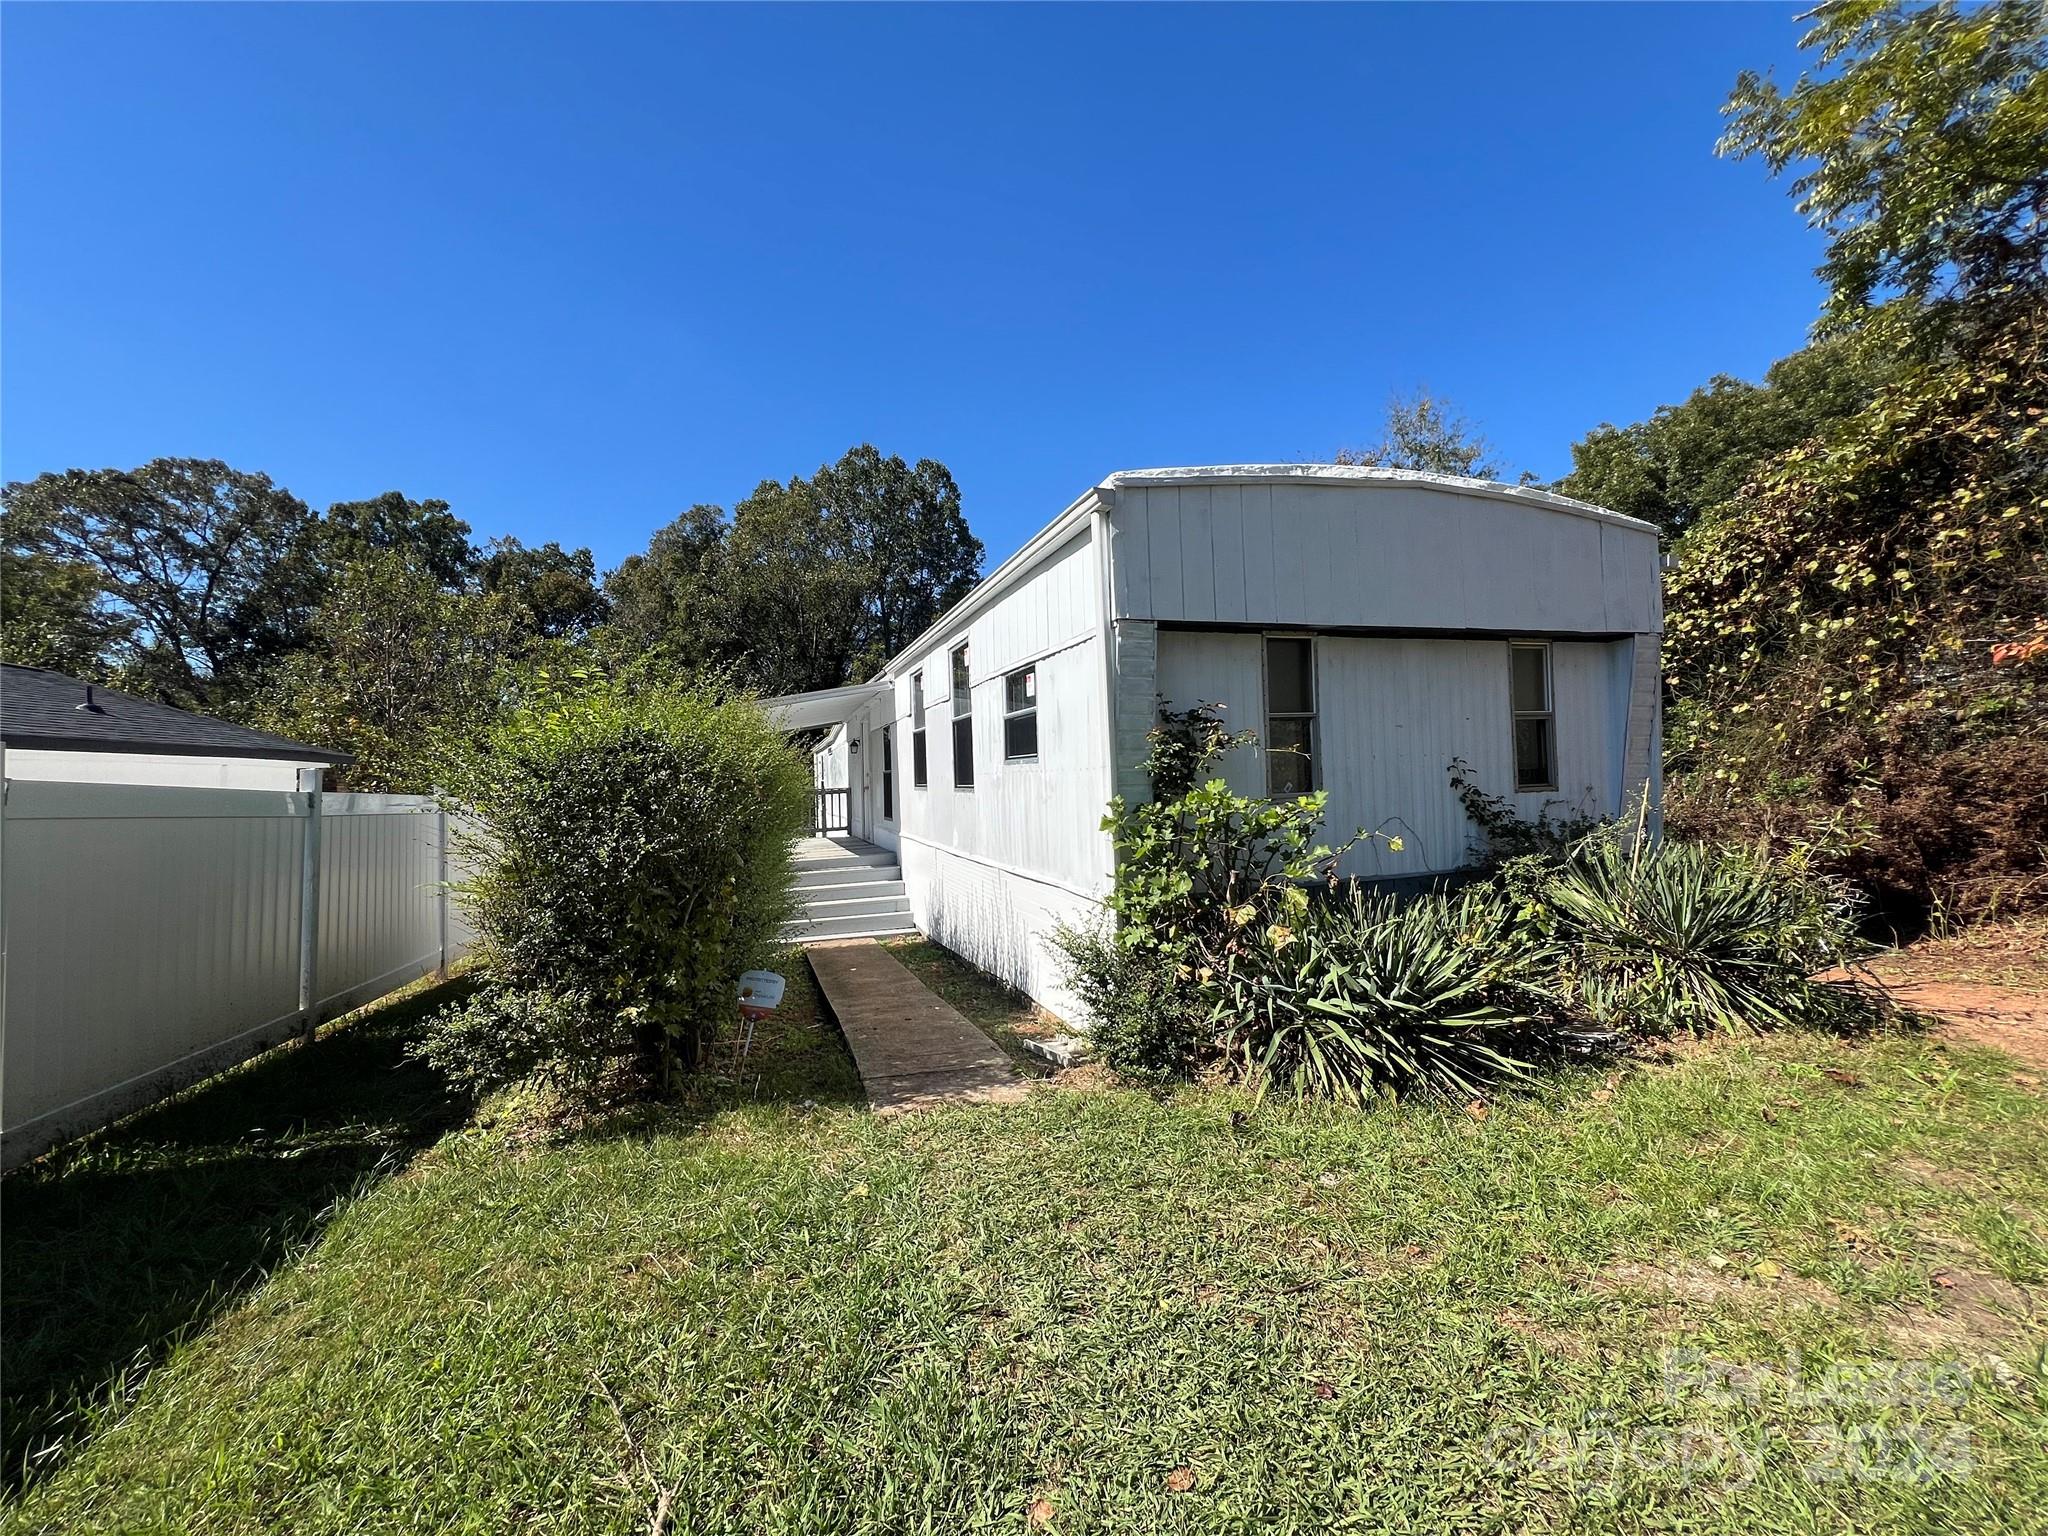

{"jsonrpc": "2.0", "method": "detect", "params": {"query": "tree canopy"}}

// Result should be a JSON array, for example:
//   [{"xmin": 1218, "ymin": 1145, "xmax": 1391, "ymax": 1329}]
[
  {"xmin": 598, "ymin": 443, "xmax": 982, "ymax": 694},
  {"xmin": 1337, "ymin": 390, "xmax": 1510, "ymax": 481},
  {"xmin": 1, "ymin": 460, "xmax": 321, "ymax": 706},
  {"xmin": 322, "ymin": 492, "xmax": 479, "ymax": 591},
  {"xmin": 481, "ymin": 537, "xmax": 610, "ymax": 641},
  {"xmin": 247, "ymin": 547, "xmax": 525, "ymax": 793},
  {"xmin": 1557, "ymin": 331, "xmax": 1902, "ymax": 537},
  {"xmin": 1720, "ymin": 0, "xmax": 2048, "ymax": 336}
]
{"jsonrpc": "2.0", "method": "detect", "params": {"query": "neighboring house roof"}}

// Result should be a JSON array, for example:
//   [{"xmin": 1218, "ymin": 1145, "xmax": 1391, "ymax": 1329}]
[{"xmin": 0, "ymin": 665, "xmax": 352, "ymax": 764}]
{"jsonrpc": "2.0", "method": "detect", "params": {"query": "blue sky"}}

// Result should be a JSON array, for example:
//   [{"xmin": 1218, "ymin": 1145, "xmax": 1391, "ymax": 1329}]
[{"xmin": 3, "ymin": 3, "xmax": 1825, "ymax": 571}]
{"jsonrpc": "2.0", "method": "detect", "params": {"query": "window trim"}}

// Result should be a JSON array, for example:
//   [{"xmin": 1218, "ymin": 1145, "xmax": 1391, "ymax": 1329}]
[
  {"xmin": 949, "ymin": 639, "xmax": 975, "ymax": 790},
  {"xmin": 1002, "ymin": 664, "xmax": 1039, "ymax": 762},
  {"xmin": 1508, "ymin": 640, "xmax": 1558, "ymax": 794},
  {"xmin": 910, "ymin": 671, "xmax": 928, "ymax": 789},
  {"xmin": 1262, "ymin": 632, "xmax": 1317, "ymax": 798},
  {"xmin": 880, "ymin": 723, "xmax": 894, "ymax": 822}
]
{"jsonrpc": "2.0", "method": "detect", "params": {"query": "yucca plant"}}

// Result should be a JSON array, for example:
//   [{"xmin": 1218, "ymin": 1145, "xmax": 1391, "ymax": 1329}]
[
  {"xmin": 1212, "ymin": 884, "xmax": 1572, "ymax": 1103},
  {"xmin": 1541, "ymin": 832, "xmax": 1881, "ymax": 1037}
]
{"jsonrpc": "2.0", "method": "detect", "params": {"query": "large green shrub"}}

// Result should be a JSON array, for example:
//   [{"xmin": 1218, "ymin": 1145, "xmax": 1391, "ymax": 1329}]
[
  {"xmin": 1065, "ymin": 705, "xmax": 1571, "ymax": 1102},
  {"xmin": 1065, "ymin": 708, "xmax": 1892, "ymax": 1104},
  {"xmin": 1212, "ymin": 883, "xmax": 1571, "ymax": 1104},
  {"xmin": 1046, "ymin": 926, "xmax": 1196, "ymax": 1087},
  {"xmin": 1538, "ymin": 832, "xmax": 1883, "ymax": 1037},
  {"xmin": 420, "ymin": 679, "xmax": 811, "ymax": 1093}
]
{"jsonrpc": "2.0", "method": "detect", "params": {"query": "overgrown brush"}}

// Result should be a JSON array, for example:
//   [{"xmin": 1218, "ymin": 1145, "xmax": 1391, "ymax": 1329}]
[
  {"xmin": 1063, "ymin": 707, "xmax": 1895, "ymax": 1104},
  {"xmin": 1538, "ymin": 832, "xmax": 1886, "ymax": 1037},
  {"xmin": 1214, "ymin": 883, "xmax": 1578, "ymax": 1104}
]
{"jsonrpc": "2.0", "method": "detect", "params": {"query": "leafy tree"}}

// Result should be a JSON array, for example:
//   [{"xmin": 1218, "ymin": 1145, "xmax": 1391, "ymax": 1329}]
[
  {"xmin": 1721, "ymin": 0, "xmax": 2048, "ymax": 335},
  {"xmin": 246, "ymin": 548, "xmax": 522, "ymax": 792},
  {"xmin": 321, "ymin": 492, "xmax": 478, "ymax": 590},
  {"xmin": 0, "ymin": 460, "xmax": 319, "ymax": 706},
  {"xmin": 1558, "ymin": 331, "xmax": 1901, "ymax": 536},
  {"xmin": 598, "ymin": 445, "xmax": 983, "ymax": 695},
  {"xmin": 602, "ymin": 503, "xmax": 729, "ymax": 663},
  {"xmin": 710, "ymin": 475, "xmax": 869, "ymax": 696},
  {"xmin": 812, "ymin": 445, "xmax": 983, "ymax": 669},
  {"xmin": 0, "ymin": 497, "xmax": 134, "ymax": 675},
  {"xmin": 1337, "ymin": 390, "xmax": 1508, "ymax": 480},
  {"xmin": 480, "ymin": 536, "xmax": 609, "ymax": 640}
]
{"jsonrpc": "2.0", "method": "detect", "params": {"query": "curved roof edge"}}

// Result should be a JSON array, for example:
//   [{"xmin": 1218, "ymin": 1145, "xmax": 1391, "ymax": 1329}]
[{"xmin": 1098, "ymin": 464, "xmax": 1658, "ymax": 535}]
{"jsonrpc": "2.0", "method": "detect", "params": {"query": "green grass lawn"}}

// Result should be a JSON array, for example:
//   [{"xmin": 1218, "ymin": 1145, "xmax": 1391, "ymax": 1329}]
[{"xmin": 4, "ymin": 951, "xmax": 2045, "ymax": 1534}]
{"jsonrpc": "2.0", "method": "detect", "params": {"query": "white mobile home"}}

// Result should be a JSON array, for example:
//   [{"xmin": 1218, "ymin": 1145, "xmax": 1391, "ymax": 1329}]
[{"xmin": 768, "ymin": 465, "xmax": 1662, "ymax": 1021}]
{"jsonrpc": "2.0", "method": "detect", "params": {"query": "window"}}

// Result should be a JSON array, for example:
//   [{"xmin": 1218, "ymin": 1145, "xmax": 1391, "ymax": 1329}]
[
  {"xmin": 1510, "ymin": 642, "xmax": 1556, "ymax": 791},
  {"xmin": 1003, "ymin": 665, "xmax": 1038, "ymax": 760},
  {"xmin": 910, "ymin": 672, "xmax": 928, "ymax": 787},
  {"xmin": 1264, "ymin": 636, "xmax": 1315, "ymax": 796},
  {"xmin": 950, "ymin": 641, "xmax": 974, "ymax": 788},
  {"xmin": 881, "ymin": 725, "xmax": 894, "ymax": 820}
]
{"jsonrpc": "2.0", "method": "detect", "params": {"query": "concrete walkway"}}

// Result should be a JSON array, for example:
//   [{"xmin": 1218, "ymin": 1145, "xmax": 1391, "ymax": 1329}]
[{"xmin": 807, "ymin": 940, "xmax": 1029, "ymax": 1114}]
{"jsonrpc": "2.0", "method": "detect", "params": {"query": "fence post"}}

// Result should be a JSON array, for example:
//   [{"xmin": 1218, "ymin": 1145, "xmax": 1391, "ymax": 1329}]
[
  {"xmin": 296, "ymin": 769, "xmax": 324, "ymax": 1036},
  {"xmin": 436, "ymin": 806, "xmax": 450, "ymax": 976}
]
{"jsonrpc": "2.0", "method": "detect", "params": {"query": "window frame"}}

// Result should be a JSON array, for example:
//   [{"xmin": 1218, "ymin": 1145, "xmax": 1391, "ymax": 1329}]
[
  {"xmin": 910, "ymin": 671, "xmax": 928, "ymax": 788},
  {"xmin": 1002, "ymin": 664, "xmax": 1039, "ymax": 762},
  {"xmin": 949, "ymin": 640, "xmax": 974, "ymax": 790},
  {"xmin": 1262, "ymin": 633, "xmax": 1317, "ymax": 798},
  {"xmin": 1508, "ymin": 641, "xmax": 1558, "ymax": 793},
  {"xmin": 880, "ymin": 723, "xmax": 894, "ymax": 822}
]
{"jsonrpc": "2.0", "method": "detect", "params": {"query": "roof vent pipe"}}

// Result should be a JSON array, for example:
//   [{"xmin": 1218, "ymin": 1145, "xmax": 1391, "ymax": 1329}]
[{"xmin": 76, "ymin": 685, "xmax": 105, "ymax": 713}]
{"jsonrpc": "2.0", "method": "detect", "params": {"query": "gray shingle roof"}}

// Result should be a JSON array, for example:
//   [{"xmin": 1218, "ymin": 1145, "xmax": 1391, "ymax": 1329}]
[{"xmin": 0, "ymin": 665, "xmax": 351, "ymax": 764}]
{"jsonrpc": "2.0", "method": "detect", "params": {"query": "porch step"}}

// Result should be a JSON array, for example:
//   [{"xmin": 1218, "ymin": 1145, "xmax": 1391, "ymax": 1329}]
[
  {"xmin": 784, "ymin": 905, "xmax": 918, "ymax": 943},
  {"xmin": 784, "ymin": 838, "xmax": 918, "ymax": 944},
  {"xmin": 793, "ymin": 843, "xmax": 894, "ymax": 865},
  {"xmin": 795, "ymin": 862, "xmax": 901, "ymax": 890},
  {"xmin": 787, "ymin": 920, "xmax": 920, "ymax": 943},
  {"xmin": 799, "ymin": 891, "xmax": 913, "ymax": 923}
]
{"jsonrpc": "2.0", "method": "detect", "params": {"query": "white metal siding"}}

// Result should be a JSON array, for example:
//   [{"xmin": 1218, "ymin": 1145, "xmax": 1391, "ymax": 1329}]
[
  {"xmin": 1155, "ymin": 631, "xmax": 1631, "ymax": 879},
  {"xmin": 1111, "ymin": 481, "xmax": 1660, "ymax": 635},
  {"xmin": 1153, "ymin": 628, "xmax": 1266, "ymax": 796},
  {"xmin": 899, "ymin": 839, "xmax": 1097, "ymax": 1020},
  {"xmin": 877, "ymin": 525, "xmax": 1110, "ymax": 1013}
]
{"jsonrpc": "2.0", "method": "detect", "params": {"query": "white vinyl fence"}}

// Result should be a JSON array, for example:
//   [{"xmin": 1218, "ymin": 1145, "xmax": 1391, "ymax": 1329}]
[{"xmin": 1, "ymin": 779, "xmax": 474, "ymax": 1169}]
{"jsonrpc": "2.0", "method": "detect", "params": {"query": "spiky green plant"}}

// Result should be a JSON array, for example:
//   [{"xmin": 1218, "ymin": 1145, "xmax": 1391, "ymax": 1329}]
[
  {"xmin": 1213, "ymin": 884, "xmax": 1573, "ymax": 1104},
  {"xmin": 1542, "ymin": 833, "xmax": 1882, "ymax": 1036}
]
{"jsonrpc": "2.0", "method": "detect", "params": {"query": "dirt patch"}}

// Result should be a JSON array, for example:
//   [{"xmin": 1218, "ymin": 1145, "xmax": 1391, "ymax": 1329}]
[
  {"xmin": 1868, "ymin": 916, "xmax": 2048, "ymax": 992},
  {"xmin": 1893, "ymin": 1154, "xmax": 1983, "ymax": 1194},
  {"xmin": 1884, "ymin": 980, "xmax": 2048, "ymax": 1072},
  {"xmin": 1600, "ymin": 1258, "xmax": 1841, "ymax": 1311},
  {"xmin": 1046, "ymin": 1062, "xmax": 1118, "ymax": 1093},
  {"xmin": 1877, "ymin": 1270, "xmax": 2040, "ymax": 1354},
  {"xmin": 1493, "ymin": 1305, "xmax": 1595, "ymax": 1358},
  {"xmin": 1597, "ymin": 1256, "xmax": 2040, "ymax": 1355}
]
